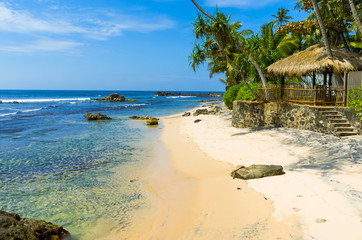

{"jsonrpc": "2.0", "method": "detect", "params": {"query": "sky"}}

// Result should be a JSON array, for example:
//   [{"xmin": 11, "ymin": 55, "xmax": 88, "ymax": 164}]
[{"xmin": 0, "ymin": 0, "xmax": 308, "ymax": 91}]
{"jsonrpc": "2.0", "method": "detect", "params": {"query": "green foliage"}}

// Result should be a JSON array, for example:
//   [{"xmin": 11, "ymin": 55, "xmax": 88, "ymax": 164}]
[
  {"xmin": 347, "ymin": 86, "xmax": 362, "ymax": 120},
  {"xmin": 236, "ymin": 82, "xmax": 259, "ymax": 101},
  {"xmin": 223, "ymin": 84, "xmax": 242, "ymax": 109}
]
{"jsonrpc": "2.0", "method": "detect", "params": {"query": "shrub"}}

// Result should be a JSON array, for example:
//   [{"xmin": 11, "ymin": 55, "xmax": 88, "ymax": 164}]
[
  {"xmin": 235, "ymin": 82, "xmax": 259, "ymax": 101},
  {"xmin": 347, "ymin": 85, "xmax": 362, "ymax": 120},
  {"xmin": 223, "ymin": 84, "xmax": 242, "ymax": 109}
]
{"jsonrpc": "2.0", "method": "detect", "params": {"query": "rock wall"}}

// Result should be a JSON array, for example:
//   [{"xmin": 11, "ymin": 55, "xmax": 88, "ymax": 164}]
[{"xmin": 232, "ymin": 101, "xmax": 361, "ymax": 135}]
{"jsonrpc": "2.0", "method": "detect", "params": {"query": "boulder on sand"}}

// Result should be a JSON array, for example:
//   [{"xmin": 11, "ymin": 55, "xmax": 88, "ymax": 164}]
[
  {"xmin": 0, "ymin": 210, "xmax": 69, "ymax": 240},
  {"xmin": 84, "ymin": 113, "xmax": 112, "ymax": 120},
  {"xmin": 231, "ymin": 165, "xmax": 285, "ymax": 180}
]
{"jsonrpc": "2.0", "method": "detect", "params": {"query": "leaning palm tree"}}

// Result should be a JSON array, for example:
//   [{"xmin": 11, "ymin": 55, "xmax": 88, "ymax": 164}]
[
  {"xmin": 348, "ymin": 0, "xmax": 362, "ymax": 34},
  {"xmin": 310, "ymin": 0, "xmax": 333, "ymax": 57},
  {"xmin": 190, "ymin": 0, "xmax": 266, "ymax": 101}
]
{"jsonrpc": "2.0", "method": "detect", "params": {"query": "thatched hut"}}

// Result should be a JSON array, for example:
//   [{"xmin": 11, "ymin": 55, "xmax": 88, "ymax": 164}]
[
  {"xmin": 267, "ymin": 43, "xmax": 362, "ymax": 78},
  {"xmin": 263, "ymin": 44, "xmax": 362, "ymax": 105}
]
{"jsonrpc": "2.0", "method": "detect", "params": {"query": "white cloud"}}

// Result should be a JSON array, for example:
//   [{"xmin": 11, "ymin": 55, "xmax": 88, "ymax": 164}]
[
  {"xmin": 204, "ymin": 0, "xmax": 280, "ymax": 8},
  {"xmin": 0, "ymin": 39, "xmax": 83, "ymax": 53},
  {"xmin": 0, "ymin": 2, "xmax": 85, "ymax": 34},
  {"xmin": 0, "ymin": 2, "xmax": 176, "ymax": 53}
]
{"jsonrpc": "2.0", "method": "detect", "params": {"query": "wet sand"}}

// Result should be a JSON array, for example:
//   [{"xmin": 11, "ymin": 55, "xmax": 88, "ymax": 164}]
[{"xmin": 135, "ymin": 114, "xmax": 302, "ymax": 239}]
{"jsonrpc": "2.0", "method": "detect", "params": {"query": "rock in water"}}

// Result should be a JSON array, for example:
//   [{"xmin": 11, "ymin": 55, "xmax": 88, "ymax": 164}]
[
  {"xmin": 129, "ymin": 116, "xmax": 159, "ymax": 121},
  {"xmin": 0, "ymin": 210, "xmax": 69, "ymax": 240},
  {"xmin": 0, "ymin": 100, "xmax": 2, "ymax": 103},
  {"xmin": 127, "ymin": 99, "xmax": 138, "ymax": 102},
  {"xmin": 146, "ymin": 119, "xmax": 158, "ymax": 126},
  {"xmin": 84, "ymin": 113, "xmax": 112, "ymax": 120},
  {"xmin": 94, "ymin": 93, "xmax": 125, "ymax": 102},
  {"xmin": 231, "ymin": 165, "xmax": 285, "ymax": 180}
]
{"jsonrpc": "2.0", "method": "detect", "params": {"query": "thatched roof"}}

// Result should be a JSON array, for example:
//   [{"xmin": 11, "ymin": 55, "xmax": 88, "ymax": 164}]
[{"xmin": 266, "ymin": 44, "xmax": 362, "ymax": 77}]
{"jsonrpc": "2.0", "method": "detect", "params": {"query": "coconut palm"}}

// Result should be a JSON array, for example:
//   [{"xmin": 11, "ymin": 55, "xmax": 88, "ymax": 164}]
[
  {"xmin": 348, "ymin": 0, "xmax": 362, "ymax": 34},
  {"xmin": 271, "ymin": 7, "xmax": 293, "ymax": 28}
]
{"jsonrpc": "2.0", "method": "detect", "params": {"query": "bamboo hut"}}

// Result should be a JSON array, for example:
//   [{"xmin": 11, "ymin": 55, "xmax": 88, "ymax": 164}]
[{"xmin": 263, "ymin": 44, "xmax": 362, "ymax": 105}]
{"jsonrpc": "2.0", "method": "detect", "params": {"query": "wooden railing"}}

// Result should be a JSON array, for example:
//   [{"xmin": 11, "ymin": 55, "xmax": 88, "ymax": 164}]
[{"xmin": 258, "ymin": 85, "xmax": 345, "ymax": 106}]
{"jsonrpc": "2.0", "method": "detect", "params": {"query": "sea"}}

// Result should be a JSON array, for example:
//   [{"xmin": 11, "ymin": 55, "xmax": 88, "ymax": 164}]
[{"xmin": 0, "ymin": 90, "xmax": 222, "ymax": 239}]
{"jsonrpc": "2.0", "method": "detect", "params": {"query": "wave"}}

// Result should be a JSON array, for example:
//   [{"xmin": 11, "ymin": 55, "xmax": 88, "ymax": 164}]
[
  {"xmin": 21, "ymin": 108, "xmax": 43, "ymax": 113},
  {"xmin": 166, "ymin": 96, "xmax": 196, "ymax": 99},
  {"xmin": 0, "ymin": 98, "xmax": 91, "ymax": 103},
  {"xmin": 0, "ymin": 112, "xmax": 17, "ymax": 117}
]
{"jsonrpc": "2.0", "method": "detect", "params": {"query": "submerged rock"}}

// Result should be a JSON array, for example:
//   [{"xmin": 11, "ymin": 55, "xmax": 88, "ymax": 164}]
[
  {"xmin": 84, "ymin": 113, "xmax": 112, "ymax": 120},
  {"xmin": 0, "ymin": 100, "xmax": 2, "ymax": 103},
  {"xmin": 146, "ymin": 119, "xmax": 159, "ymax": 126},
  {"xmin": 127, "ymin": 99, "xmax": 138, "ymax": 102},
  {"xmin": 0, "ymin": 210, "xmax": 69, "ymax": 240},
  {"xmin": 231, "ymin": 165, "xmax": 285, "ymax": 180},
  {"xmin": 94, "ymin": 93, "xmax": 125, "ymax": 102},
  {"xmin": 129, "ymin": 116, "xmax": 159, "ymax": 121}
]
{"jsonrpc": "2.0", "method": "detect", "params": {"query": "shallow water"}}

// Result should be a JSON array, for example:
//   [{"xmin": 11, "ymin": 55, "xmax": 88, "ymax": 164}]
[{"xmin": 0, "ymin": 90, "xmax": 222, "ymax": 239}]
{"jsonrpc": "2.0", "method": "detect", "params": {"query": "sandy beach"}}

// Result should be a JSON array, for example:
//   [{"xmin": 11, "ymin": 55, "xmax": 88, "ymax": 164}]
[{"xmin": 137, "ymin": 103, "xmax": 362, "ymax": 240}]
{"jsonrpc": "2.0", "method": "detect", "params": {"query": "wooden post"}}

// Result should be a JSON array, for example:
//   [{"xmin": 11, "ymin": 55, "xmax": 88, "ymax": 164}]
[
  {"xmin": 323, "ymin": 72, "xmax": 327, "ymax": 86},
  {"xmin": 328, "ymin": 71, "xmax": 333, "ymax": 102},
  {"xmin": 344, "ymin": 72, "xmax": 348, "ymax": 107},
  {"xmin": 312, "ymin": 72, "xmax": 316, "ymax": 87},
  {"xmin": 281, "ymin": 76, "xmax": 285, "ymax": 101}
]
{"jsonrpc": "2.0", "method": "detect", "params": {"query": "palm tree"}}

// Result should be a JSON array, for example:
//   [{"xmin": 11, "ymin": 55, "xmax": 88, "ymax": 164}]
[
  {"xmin": 190, "ymin": 0, "xmax": 264, "ymax": 101},
  {"xmin": 348, "ymin": 0, "xmax": 362, "ymax": 34},
  {"xmin": 310, "ymin": 0, "xmax": 333, "ymax": 57},
  {"xmin": 271, "ymin": 7, "xmax": 293, "ymax": 28}
]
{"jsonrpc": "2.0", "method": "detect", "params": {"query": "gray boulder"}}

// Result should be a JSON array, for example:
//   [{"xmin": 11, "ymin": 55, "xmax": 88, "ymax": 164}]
[
  {"xmin": 193, "ymin": 109, "xmax": 209, "ymax": 116},
  {"xmin": 84, "ymin": 113, "xmax": 112, "ymax": 120},
  {"xmin": 0, "ymin": 210, "xmax": 69, "ymax": 240},
  {"xmin": 231, "ymin": 165, "xmax": 285, "ymax": 180}
]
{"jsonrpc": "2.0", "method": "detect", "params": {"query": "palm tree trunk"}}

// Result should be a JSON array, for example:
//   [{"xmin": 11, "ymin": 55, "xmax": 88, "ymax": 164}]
[
  {"xmin": 322, "ymin": 0, "xmax": 350, "ymax": 51},
  {"xmin": 348, "ymin": 0, "xmax": 362, "ymax": 34},
  {"xmin": 311, "ymin": 0, "xmax": 333, "ymax": 57},
  {"xmin": 248, "ymin": 54, "xmax": 273, "ymax": 100},
  {"xmin": 190, "ymin": 0, "xmax": 266, "ymax": 101}
]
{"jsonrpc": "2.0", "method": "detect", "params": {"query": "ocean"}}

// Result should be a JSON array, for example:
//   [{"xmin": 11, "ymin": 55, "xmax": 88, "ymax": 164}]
[{"xmin": 0, "ymin": 90, "xmax": 222, "ymax": 239}]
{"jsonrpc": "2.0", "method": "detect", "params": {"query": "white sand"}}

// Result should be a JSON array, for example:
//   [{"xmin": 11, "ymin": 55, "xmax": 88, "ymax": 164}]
[{"xmin": 179, "ymin": 103, "xmax": 362, "ymax": 240}]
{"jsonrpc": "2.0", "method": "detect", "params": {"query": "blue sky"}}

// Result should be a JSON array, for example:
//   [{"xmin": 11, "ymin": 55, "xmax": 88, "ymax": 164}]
[{"xmin": 0, "ymin": 0, "xmax": 308, "ymax": 91}]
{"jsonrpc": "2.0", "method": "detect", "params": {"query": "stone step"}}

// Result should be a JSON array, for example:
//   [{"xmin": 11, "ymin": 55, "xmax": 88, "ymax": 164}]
[
  {"xmin": 332, "ymin": 123, "xmax": 352, "ymax": 128},
  {"xmin": 324, "ymin": 115, "xmax": 343, "ymax": 119},
  {"xmin": 335, "ymin": 127, "xmax": 355, "ymax": 132},
  {"xmin": 337, "ymin": 132, "xmax": 359, "ymax": 137},
  {"xmin": 320, "ymin": 111, "xmax": 340, "ymax": 115},
  {"xmin": 329, "ymin": 119, "xmax": 348, "ymax": 123}
]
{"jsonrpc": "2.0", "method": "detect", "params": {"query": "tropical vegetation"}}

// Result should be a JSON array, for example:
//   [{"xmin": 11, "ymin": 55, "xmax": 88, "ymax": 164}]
[
  {"xmin": 189, "ymin": 0, "xmax": 362, "ymax": 109},
  {"xmin": 347, "ymin": 86, "xmax": 362, "ymax": 120}
]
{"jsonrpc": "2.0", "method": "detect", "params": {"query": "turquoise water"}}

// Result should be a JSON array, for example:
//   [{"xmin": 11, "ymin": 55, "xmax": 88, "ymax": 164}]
[{"xmin": 0, "ymin": 90, "xmax": 222, "ymax": 239}]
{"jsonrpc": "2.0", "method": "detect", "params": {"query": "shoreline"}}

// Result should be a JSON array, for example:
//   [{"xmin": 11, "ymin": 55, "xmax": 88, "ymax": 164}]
[
  {"xmin": 135, "ymin": 102, "xmax": 361, "ymax": 239},
  {"xmin": 135, "ymin": 105, "xmax": 302, "ymax": 239}
]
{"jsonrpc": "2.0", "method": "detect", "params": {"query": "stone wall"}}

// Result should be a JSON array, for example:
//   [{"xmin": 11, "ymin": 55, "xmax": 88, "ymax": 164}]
[{"xmin": 232, "ymin": 101, "xmax": 361, "ymax": 135}]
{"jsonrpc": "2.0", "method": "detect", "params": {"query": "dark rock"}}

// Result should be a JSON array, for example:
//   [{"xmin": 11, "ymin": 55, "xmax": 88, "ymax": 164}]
[
  {"xmin": 193, "ymin": 109, "xmax": 209, "ymax": 116},
  {"xmin": 0, "ymin": 100, "xmax": 2, "ymax": 103},
  {"xmin": 231, "ymin": 165, "xmax": 285, "ymax": 180},
  {"xmin": 0, "ymin": 210, "xmax": 69, "ymax": 240},
  {"xmin": 146, "ymin": 119, "xmax": 158, "ymax": 126},
  {"xmin": 129, "ymin": 116, "xmax": 159, "ymax": 121},
  {"xmin": 84, "ymin": 113, "xmax": 112, "ymax": 120},
  {"xmin": 194, "ymin": 119, "xmax": 202, "ymax": 123},
  {"xmin": 182, "ymin": 112, "xmax": 191, "ymax": 117},
  {"xmin": 12, "ymin": 101, "xmax": 19, "ymax": 104},
  {"xmin": 94, "ymin": 93, "xmax": 125, "ymax": 102}
]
